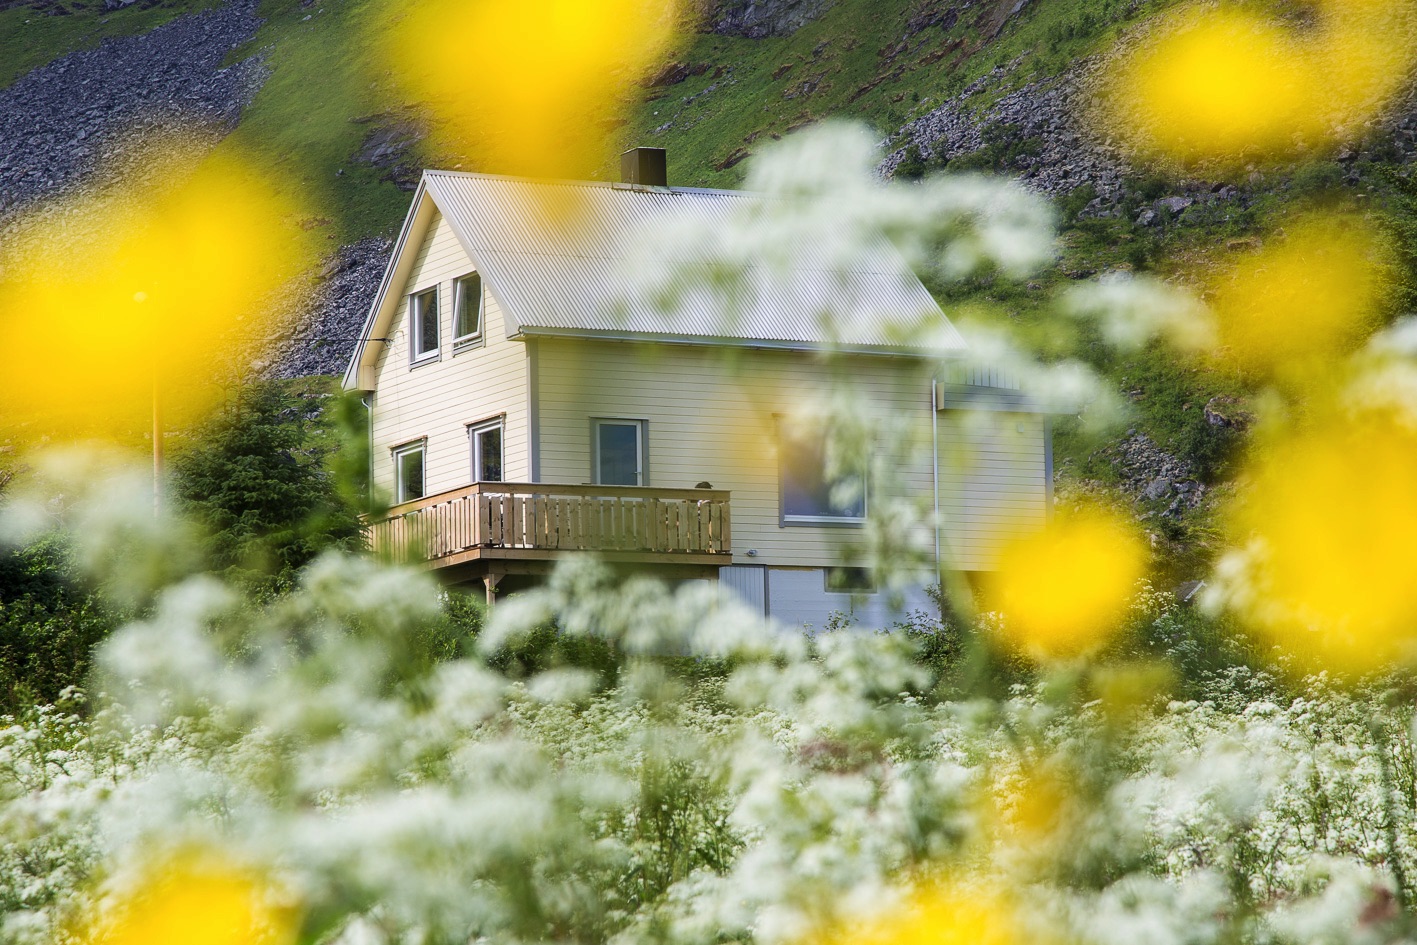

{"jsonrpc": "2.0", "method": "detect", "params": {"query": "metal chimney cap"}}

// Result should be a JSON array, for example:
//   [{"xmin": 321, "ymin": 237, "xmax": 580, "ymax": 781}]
[{"xmin": 620, "ymin": 147, "xmax": 667, "ymax": 188}]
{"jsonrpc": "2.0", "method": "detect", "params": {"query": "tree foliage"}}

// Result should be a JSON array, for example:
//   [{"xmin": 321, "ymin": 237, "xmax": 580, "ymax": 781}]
[{"xmin": 171, "ymin": 381, "xmax": 365, "ymax": 591}]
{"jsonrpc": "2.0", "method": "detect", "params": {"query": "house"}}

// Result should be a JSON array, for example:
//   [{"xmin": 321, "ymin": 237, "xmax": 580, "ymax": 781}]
[{"xmin": 343, "ymin": 149, "xmax": 1052, "ymax": 627}]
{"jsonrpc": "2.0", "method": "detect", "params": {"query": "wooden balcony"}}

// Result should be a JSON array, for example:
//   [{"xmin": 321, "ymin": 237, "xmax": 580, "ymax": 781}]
[{"xmin": 369, "ymin": 482, "xmax": 732, "ymax": 575}]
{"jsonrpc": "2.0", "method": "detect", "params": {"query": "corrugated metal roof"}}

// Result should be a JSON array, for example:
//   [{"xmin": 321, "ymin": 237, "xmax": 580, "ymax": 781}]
[{"xmin": 422, "ymin": 170, "xmax": 966, "ymax": 353}]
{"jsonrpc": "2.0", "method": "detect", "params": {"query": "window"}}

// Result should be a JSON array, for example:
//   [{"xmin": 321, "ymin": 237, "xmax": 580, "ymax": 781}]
[
  {"xmin": 409, "ymin": 287, "xmax": 439, "ymax": 362},
  {"xmin": 453, "ymin": 273, "xmax": 484, "ymax": 345},
  {"xmin": 393, "ymin": 441, "xmax": 426, "ymax": 503},
  {"xmin": 826, "ymin": 567, "xmax": 876, "ymax": 593},
  {"xmin": 779, "ymin": 422, "xmax": 866, "ymax": 524},
  {"xmin": 469, "ymin": 418, "xmax": 503, "ymax": 483},
  {"xmin": 592, "ymin": 419, "xmax": 644, "ymax": 486}
]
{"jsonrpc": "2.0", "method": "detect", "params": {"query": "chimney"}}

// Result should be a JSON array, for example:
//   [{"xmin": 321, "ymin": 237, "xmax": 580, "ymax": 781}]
[{"xmin": 620, "ymin": 147, "xmax": 667, "ymax": 187}]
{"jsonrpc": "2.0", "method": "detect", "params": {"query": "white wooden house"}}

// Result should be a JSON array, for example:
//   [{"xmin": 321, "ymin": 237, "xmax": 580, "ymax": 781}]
[{"xmin": 343, "ymin": 151, "xmax": 1052, "ymax": 627}]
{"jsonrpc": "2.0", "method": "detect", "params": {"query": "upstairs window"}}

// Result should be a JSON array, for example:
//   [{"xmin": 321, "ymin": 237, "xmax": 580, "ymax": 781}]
[
  {"xmin": 469, "ymin": 417, "xmax": 504, "ymax": 483},
  {"xmin": 593, "ymin": 419, "xmax": 644, "ymax": 486},
  {"xmin": 409, "ymin": 287, "xmax": 439, "ymax": 363},
  {"xmin": 779, "ymin": 423, "xmax": 866, "ymax": 525},
  {"xmin": 393, "ymin": 441, "xmax": 426, "ymax": 503},
  {"xmin": 454, "ymin": 273, "xmax": 484, "ymax": 345}
]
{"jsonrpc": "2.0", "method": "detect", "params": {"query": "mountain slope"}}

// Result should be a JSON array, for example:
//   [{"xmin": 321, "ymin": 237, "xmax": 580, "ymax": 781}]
[{"xmin": 7, "ymin": 0, "xmax": 1417, "ymax": 577}]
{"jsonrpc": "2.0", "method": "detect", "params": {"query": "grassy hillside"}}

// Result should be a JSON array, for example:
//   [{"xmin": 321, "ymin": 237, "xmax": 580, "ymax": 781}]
[
  {"xmin": 626, "ymin": 0, "xmax": 1176, "ymax": 188},
  {"xmin": 219, "ymin": 0, "xmax": 418, "ymax": 244}
]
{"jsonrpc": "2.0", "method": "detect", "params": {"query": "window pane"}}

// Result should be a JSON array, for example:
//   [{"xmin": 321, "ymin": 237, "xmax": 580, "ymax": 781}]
[
  {"xmin": 399, "ymin": 449, "xmax": 424, "ymax": 502},
  {"xmin": 414, "ymin": 290, "xmax": 438, "ymax": 357},
  {"xmin": 477, "ymin": 426, "xmax": 502, "ymax": 482},
  {"xmin": 597, "ymin": 423, "xmax": 639, "ymax": 486},
  {"xmin": 781, "ymin": 433, "xmax": 864, "ymax": 519},
  {"xmin": 456, "ymin": 274, "xmax": 483, "ymax": 339}
]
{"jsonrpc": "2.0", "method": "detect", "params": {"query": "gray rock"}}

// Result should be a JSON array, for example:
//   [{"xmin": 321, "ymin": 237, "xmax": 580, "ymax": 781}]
[
  {"xmin": 1143, "ymin": 477, "xmax": 1172, "ymax": 500},
  {"xmin": 704, "ymin": 0, "xmax": 832, "ymax": 38},
  {"xmin": 1104, "ymin": 432, "xmax": 1205, "ymax": 519},
  {"xmin": 879, "ymin": 59, "xmax": 1131, "ymax": 206},
  {"xmin": 263, "ymin": 238, "xmax": 394, "ymax": 380},
  {"xmin": 1157, "ymin": 196, "xmax": 1193, "ymax": 213},
  {"xmin": 0, "ymin": 0, "xmax": 266, "ymax": 226}
]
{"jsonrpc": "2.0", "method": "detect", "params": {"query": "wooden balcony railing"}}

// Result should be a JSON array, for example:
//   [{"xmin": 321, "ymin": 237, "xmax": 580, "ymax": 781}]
[{"xmin": 369, "ymin": 482, "xmax": 732, "ymax": 567}]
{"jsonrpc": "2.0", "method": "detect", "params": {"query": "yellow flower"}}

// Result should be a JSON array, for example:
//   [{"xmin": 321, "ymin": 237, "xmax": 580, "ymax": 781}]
[
  {"xmin": 983, "ymin": 506, "xmax": 1146, "ymax": 662},
  {"xmin": 828, "ymin": 885, "xmax": 1021, "ymax": 945},
  {"xmin": 81, "ymin": 856, "xmax": 295, "ymax": 945},
  {"xmin": 1219, "ymin": 412, "xmax": 1417, "ymax": 677},
  {"xmin": 381, "ymin": 0, "xmax": 683, "ymax": 180},
  {"xmin": 0, "ymin": 145, "xmax": 310, "ymax": 444},
  {"xmin": 1206, "ymin": 213, "xmax": 1389, "ymax": 377},
  {"xmin": 984, "ymin": 758, "xmax": 1078, "ymax": 857},
  {"xmin": 1108, "ymin": 7, "xmax": 1321, "ymax": 165},
  {"xmin": 1099, "ymin": 3, "xmax": 1416, "ymax": 168}
]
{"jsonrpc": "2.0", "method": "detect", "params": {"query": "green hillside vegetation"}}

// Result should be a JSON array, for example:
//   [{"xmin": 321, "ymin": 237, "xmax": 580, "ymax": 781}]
[
  {"xmin": 219, "ymin": 0, "xmax": 423, "ymax": 244},
  {"xmin": 631, "ymin": 0, "xmax": 1176, "ymax": 188},
  {"xmin": 14, "ymin": 0, "xmax": 1417, "ymax": 578},
  {"xmin": 0, "ymin": 0, "xmax": 219, "ymax": 89}
]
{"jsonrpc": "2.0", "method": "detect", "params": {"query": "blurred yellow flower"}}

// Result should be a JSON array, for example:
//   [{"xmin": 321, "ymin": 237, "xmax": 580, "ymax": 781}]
[
  {"xmin": 382, "ymin": 0, "xmax": 683, "ymax": 180},
  {"xmin": 1219, "ymin": 412, "xmax": 1417, "ymax": 677},
  {"xmin": 985, "ymin": 759, "xmax": 1077, "ymax": 857},
  {"xmin": 829, "ymin": 885, "xmax": 1021, "ymax": 945},
  {"xmin": 0, "ymin": 145, "xmax": 310, "ymax": 444},
  {"xmin": 83, "ymin": 856, "xmax": 295, "ymax": 945},
  {"xmin": 1108, "ymin": 8, "xmax": 1321, "ymax": 165},
  {"xmin": 1100, "ymin": 2, "xmax": 1416, "ymax": 167},
  {"xmin": 1206, "ymin": 213, "xmax": 1389, "ymax": 377},
  {"xmin": 983, "ymin": 507, "xmax": 1146, "ymax": 662}
]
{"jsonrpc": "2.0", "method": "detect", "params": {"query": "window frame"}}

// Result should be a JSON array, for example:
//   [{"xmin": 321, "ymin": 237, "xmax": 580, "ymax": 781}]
[
  {"xmin": 392, "ymin": 438, "xmax": 428, "ymax": 505},
  {"xmin": 452, "ymin": 272, "xmax": 485, "ymax": 349},
  {"xmin": 825, "ymin": 566, "xmax": 876, "ymax": 594},
  {"xmin": 408, "ymin": 286, "xmax": 441, "ymax": 365},
  {"xmin": 777, "ymin": 417, "xmax": 867, "ymax": 527},
  {"xmin": 590, "ymin": 418, "xmax": 646, "ymax": 487},
  {"xmin": 467, "ymin": 415, "xmax": 505, "ymax": 483}
]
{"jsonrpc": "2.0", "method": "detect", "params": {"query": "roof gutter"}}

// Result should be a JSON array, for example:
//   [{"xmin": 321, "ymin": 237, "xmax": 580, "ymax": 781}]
[{"xmin": 508, "ymin": 326, "xmax": 968, "ymax": 359}]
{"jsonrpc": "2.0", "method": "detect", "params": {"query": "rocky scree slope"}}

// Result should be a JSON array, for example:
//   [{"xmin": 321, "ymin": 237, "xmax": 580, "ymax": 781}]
[
  {"xmin": 0, "ymin": 0, "xmax": 262, "ymax": 219},
  {"xmin": 0, "ymin": 0, "xmax": 391, "ymax": 379}
]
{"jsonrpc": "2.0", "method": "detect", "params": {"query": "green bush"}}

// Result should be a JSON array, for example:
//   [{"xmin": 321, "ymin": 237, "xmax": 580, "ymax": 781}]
[
  {"xmin": 0, "ymin": 536, "xmax": 117, "ymax": 711},
  {"xmin": 171, "ymin": 382, "xmax": 366, "ymax": 591}
]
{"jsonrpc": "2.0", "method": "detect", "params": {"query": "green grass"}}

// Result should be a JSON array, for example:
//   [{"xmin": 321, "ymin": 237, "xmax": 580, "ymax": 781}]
[
  {"xmin": 215, "ymin": 0, "xmax": 419, "ymax": 244},
  {"xmin": 622, "ymin": 0, "xmax": 1180, "ymax": 189},
  {"xmin": 0, "ymin": 0, "xmax": 220, "ymax": 89}
]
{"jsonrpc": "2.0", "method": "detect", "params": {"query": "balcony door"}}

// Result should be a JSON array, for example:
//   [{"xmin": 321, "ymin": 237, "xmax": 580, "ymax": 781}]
[
  {"xmin": 469, "ymin": 418, "xmax": 504, "ymax": 483},
  {"xmin": 592, "ymin": 419, "xmax": 644, "ymax": 486}
]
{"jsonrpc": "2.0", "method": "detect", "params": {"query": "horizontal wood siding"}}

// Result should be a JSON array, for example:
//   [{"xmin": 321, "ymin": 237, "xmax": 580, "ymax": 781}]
[
  {"xmin": 371, "ymin": 211, "xmax": 529, "ymax": 501},
  {"xmin": 937, "ymin": 410, "xmax": 1048, "ymax": 570},
  {"xmin": 536, "ymin": 339, "xmax": 940, "ymax": 570}
]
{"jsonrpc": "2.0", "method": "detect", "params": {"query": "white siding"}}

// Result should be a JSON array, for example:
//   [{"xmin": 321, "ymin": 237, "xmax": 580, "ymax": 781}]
[
  {"xmin": 536, "ymin": 338, "xmax": 938, "ymax": 570},
  {"xmin": 719, "ymin": 565, "xmax": 767, "ymax": 617},
  {"xmin": 937, "ymin": 410, "xmax": 1049, "ymax": 570},
  {"xmin": 371, "ymin": 211, "xmax": 530, "ymax": 500},
  {"xmin": 765, "ymin": 568, "xmax": 936, "ymax": 631}
]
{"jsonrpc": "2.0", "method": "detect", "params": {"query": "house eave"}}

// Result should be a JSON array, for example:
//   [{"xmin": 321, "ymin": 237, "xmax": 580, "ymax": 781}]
[{"xmin": 509, "ymin": 325, "xmax": 967, "ymax": 359}]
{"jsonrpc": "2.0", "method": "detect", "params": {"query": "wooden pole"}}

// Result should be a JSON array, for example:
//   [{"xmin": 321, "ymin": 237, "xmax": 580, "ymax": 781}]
[
  {"xmin": 139, "ymin": 291, "xmax": 162, "ymax": 513},
  {"xmin": 152, "ymin": 372, "xmax": 163, "ymax": 513}
]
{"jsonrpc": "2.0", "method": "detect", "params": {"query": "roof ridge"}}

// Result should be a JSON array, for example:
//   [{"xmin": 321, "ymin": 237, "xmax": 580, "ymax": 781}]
[{"xmin": 422, "ymin": 168, "xmax": 755, "ymax": 199}]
